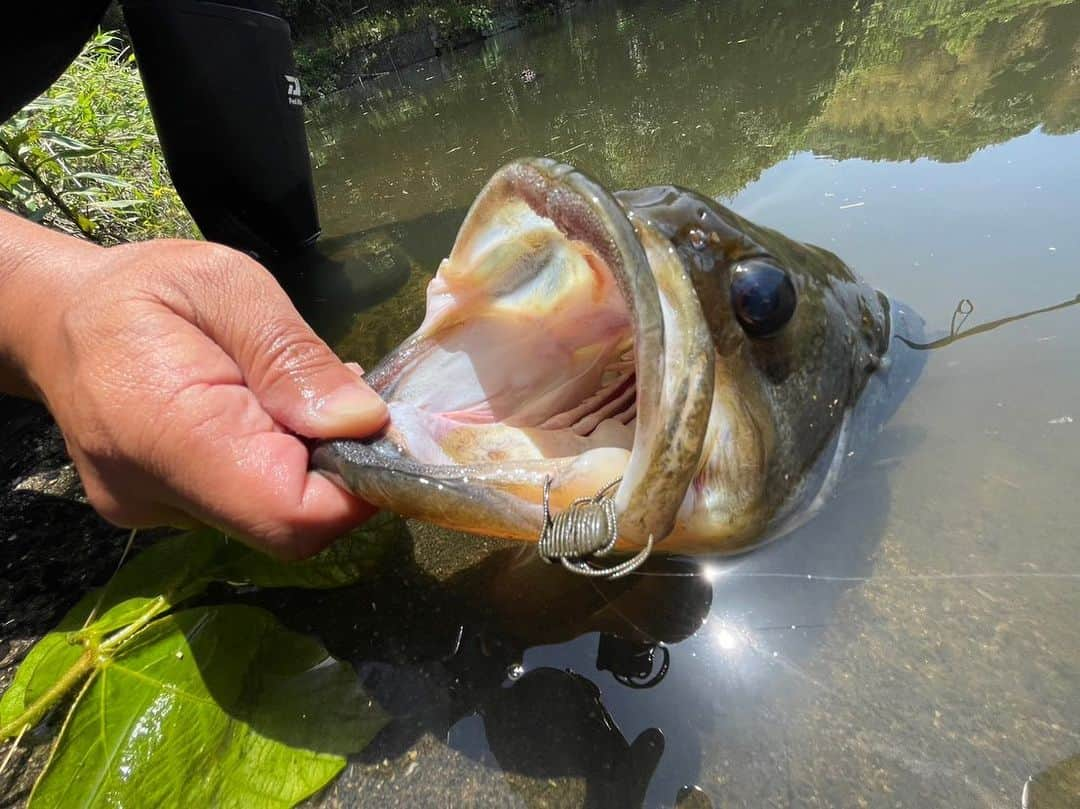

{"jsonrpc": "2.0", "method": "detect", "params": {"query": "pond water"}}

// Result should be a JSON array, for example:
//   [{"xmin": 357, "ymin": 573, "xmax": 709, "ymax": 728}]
[{"xmin": 287, "ymin": 0, "xmax": 1080, "ymax": 805}]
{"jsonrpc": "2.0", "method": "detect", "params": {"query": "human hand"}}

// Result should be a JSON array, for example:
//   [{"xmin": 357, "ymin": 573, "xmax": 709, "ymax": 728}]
[{"xmin": 1, "ymin": 219, "xmax": 387, "ymax": 559}]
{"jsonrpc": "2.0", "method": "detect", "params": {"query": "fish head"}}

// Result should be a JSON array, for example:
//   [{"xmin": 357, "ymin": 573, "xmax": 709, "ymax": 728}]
[
  {"xmin": 314, "ymin": 159, "xmax": 892, "ymax": 555},
  {"xmin": 614, "ymin": 184, "xmax": 892, "ymax": 550}
]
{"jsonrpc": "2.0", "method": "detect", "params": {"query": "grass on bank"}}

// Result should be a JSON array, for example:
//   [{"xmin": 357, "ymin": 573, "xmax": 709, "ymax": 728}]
[{"xmin": 0, "ymin": 31, "xmax": 195, "ymax": 245}]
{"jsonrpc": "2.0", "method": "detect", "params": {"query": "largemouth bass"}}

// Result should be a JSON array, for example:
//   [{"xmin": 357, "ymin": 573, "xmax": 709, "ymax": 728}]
[{"xmin": 314, "ymin": 159, "xmax": 922, "ymax": 573}]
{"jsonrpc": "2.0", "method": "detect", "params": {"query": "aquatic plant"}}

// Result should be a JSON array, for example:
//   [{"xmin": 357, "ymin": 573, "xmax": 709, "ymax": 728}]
[{"xmin": 0, "ymin": 518, "xmax": 402, "ymax": 806}]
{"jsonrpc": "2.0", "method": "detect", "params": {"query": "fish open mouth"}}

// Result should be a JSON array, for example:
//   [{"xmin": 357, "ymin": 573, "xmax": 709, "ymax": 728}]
[{"xmin": 315, "ymin": 159, "xmax": 713, "ymax": 552}]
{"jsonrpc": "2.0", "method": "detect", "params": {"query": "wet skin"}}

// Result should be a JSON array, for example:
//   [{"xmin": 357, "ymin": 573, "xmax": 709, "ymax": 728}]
[{"xmin": 314, "ymin": 158, "xmax": 897, "ymax": 556}]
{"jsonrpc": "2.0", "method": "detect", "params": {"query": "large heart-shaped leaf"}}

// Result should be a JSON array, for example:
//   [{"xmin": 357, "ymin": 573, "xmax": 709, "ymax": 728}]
[
  {"xmin": 2, "ymin": 515, "xmax": 403, "ymax": 734},
  {"xmin": 30, "ymin": 605, "xmax": 387, "ymax": 808}
]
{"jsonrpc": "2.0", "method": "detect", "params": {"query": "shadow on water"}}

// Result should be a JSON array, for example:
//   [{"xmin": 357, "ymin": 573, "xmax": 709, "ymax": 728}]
[{"xmin": 246, "ymin": 540, "xmax": 709, "ymax": 802}]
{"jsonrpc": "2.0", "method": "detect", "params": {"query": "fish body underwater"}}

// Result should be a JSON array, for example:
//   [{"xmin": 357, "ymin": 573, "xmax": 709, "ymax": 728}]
[{"xmin": 313, "ymin": 159, "xmax": 924, "ymax": 564}]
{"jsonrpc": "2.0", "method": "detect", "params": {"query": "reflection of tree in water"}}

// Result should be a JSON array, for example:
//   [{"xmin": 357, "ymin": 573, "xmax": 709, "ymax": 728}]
[
  {"xmin": 810, "ymin": 0, "xmax": 1080, "ymax": 161},
  {"xmin": 310, "ymin": 0, "xmax": 1080, "ymax": 236}
]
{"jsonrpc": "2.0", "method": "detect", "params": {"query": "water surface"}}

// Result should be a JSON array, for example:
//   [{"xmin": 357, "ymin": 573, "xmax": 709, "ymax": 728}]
[{"xmin": 290, "ymin": 1, "xmax": 1080, "ymax": 805}]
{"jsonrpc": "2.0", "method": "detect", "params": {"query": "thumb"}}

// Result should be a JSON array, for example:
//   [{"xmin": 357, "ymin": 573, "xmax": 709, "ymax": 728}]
[
  {"xmin": 167, "ymin": 244, "xmax": 388, "ymax": 438},
  {"xmin": 242, "ymin": 315, "xmax": 388, "ymax": 438}
]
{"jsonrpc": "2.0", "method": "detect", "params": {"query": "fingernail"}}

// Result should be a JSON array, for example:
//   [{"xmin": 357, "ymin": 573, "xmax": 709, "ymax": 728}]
[
  {"xmin": 313, "ymin": 382, "xmax": 388, "ymax": 436},
  {"xmin": 345, "ymin": 362, "xmax": 366, "ymax": 379}
]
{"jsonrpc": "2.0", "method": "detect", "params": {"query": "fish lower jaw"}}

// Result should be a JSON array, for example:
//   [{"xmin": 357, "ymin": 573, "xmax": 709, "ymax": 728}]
[{"xmin": 333, "ymin": 435, "xmax": 635, "ymax": 547}]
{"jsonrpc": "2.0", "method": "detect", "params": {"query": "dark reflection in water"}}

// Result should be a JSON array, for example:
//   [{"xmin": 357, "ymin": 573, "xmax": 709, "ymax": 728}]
[
  {"xmin": 252, "ymin": 541, "xmax": 711, "ymax": 805},
  {"xmin": 273, "ymin": 0, "xmax": 1080, "ymax": 806}
]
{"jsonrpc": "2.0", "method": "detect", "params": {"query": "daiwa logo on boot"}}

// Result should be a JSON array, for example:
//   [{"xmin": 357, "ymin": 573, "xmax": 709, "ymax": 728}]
[{"xmin": 284, "ymin": 75, "xmax": 302, "ymax": 106}]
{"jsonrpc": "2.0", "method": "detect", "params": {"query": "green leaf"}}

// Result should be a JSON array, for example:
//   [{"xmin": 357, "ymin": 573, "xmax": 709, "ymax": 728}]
[
  {"xmin": 30, "ymin": 605, "xmax": 387, "ymax": 808},
  {"xmin": 62, "ymin": 537, "xmax": 223, "ymax": 640},
  {"xmin": 0, "ymin": 591, "xmax": 157, "ymax": 733},
  {"xmin": 71, "ymin": 171, "xmax": 133, "ymax": 187},
  {"xmin": 1, "ymin": 130, "xmax": 32, "ymax": 153},
  {"xmin": 82, "ymin": 199, "xmax": 141, "ymax": 212},
  {"xmin": 0, "ymin": 166, "xmax": 23, "ymax": 192},
  {"xmin": 0, "ymin": 518, "xmax": 399, "ymax": 733},
  {"xmin": 36, "ymin": 132, "xmax": 94, "ymax": 151}
]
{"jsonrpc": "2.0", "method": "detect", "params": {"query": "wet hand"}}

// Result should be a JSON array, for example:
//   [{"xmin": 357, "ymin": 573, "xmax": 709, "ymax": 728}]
[{"xmin": 3, "ymin": 227, "xmax": 388, "ymax": 559}]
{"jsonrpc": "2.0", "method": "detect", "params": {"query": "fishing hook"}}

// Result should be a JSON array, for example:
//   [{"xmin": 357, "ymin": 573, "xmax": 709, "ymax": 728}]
[{"xmin": 538, "ymin": 476, "xmax": 653, "ymax": 579}]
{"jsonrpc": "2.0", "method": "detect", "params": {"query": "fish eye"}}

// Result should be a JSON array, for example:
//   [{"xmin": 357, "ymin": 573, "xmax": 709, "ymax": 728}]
[{"xmin": 730, "ymin": 261, "xmax": 797, "ymax": 337}]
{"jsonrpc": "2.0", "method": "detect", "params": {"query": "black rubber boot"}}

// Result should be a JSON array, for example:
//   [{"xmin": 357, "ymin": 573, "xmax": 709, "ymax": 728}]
[{"xmin": 121, "ymin": 0, "xmax": 321, "ymax": 261}]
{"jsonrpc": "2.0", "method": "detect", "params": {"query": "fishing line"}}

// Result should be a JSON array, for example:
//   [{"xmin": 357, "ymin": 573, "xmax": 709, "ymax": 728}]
[{"xmin": 899, "ymin": 293, "xmax": 1080, "ymax": 351}]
